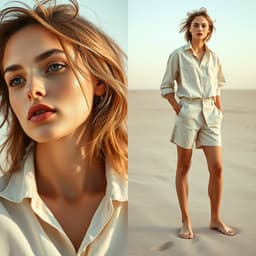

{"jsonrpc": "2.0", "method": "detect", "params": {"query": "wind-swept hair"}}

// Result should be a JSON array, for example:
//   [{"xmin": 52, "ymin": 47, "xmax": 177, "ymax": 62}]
[
  {"xmin": 0, "ymin": 0, "xmax": 127, "ymax": 179},
  {"xmin": 179, "ymin": 7, "xmax": 215, "ymax": 42}
]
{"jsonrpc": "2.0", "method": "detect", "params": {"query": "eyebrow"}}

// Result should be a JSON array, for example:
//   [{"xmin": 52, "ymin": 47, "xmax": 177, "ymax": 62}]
[
  {"xmin": 192, "ymin": 22, "xmax": 208, "ymax": 25},
  {"xmin": 3, "ymin": 49, "xmax": 65, "ymax": 75}
]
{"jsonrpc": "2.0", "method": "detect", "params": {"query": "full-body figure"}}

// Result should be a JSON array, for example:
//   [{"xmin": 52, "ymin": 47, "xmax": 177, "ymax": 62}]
[{"xmin": 160, "ymin": 8, "xmax": 235, "ymax": 239}]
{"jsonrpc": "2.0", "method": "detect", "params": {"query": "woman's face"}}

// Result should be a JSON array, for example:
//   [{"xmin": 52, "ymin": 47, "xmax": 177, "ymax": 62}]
[
  {"xmin": 3, "ymin": 24, "xmax": 94, "ymax": 143},
  {"xmin": 189, "ymin": 16, "xmax": 210, "ymax": 41}
]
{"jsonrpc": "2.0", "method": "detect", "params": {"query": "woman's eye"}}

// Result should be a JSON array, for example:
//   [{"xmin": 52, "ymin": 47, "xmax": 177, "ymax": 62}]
[
  {"xmin": 9, "ymin": 77, "xmax": 25, "ymax": 87},
  {"xmin": 47, "ymin": 63, "xmax": 66, "ymax": 73}
]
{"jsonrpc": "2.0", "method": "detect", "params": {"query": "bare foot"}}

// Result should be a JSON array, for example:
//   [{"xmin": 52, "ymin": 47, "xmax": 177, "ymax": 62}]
[
  {"xmin": 179, "ymin": 222, "xmax": 194, "ymax": 239},
  {"xmin": 210, "ymin": 220, "xmax": 236, "ymax": 236}
]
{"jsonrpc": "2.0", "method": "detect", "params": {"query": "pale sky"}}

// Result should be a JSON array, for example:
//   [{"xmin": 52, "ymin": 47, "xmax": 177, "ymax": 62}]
[{"xmin": 129, "ymin": 0, "xmax": 256, "ymax": 90}]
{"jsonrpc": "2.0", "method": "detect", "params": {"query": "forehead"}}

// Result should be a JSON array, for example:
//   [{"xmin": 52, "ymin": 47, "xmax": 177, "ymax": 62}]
[
  {"xmin": 3, "ymin": 24, "xmax": 73, "ymax": 68},
  {"xmin": 191, "ymin": 15, "xmax": 209, "ymax": 24}
]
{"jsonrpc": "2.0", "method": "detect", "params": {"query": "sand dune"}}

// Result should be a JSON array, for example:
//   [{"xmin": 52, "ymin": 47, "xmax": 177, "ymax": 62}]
[{"xmin": 128, "ymin": 90, "xmax": 256, "ymax": 256}]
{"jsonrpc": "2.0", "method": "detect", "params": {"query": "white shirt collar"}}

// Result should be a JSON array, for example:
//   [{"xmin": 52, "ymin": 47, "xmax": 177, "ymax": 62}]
[
  {"xmin": 184, "ymin": 41, "xmax": 211, "ymax": 53},
  {"xmin": 0, "ymin": 147, "xmax": 127, "ymax": 203}
]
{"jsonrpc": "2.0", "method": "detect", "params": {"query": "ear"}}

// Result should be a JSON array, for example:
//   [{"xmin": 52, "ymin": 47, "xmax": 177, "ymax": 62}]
[{"xmin": 94, "ymin": 80, "xmax": 106, "ymax": 96}]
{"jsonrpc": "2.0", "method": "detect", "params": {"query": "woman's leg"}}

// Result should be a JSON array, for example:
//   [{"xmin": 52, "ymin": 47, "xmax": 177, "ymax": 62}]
[
  {"xmin": 202, "ymin": 146, "xmax": 235, "ymax": 236},
  {"xmin": 176, "ymin": 145, "xmax": 193, "ymax": 239}
]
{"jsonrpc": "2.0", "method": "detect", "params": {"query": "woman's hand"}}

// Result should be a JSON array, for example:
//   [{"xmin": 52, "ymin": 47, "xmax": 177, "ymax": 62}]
[
  {"xmin": 164, "ymin": 93, "xmax": 181, "ymax": 115},
  {"xmin": 174, "ymin": 104, "xmax": 182, "ymax": 115},
  {"xmin": 215, "ymin": 95, "xmax": 222, "ymax": 111}
]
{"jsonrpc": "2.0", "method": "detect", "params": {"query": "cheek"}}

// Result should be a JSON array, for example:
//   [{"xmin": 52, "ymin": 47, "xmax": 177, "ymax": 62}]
[
  {"xmin": 82, "ymin": 82, "xmax": 94, "ymax": 107},
  {"xmin": 9, "ymin": 92, "xmax": 22, "ymax": 119},
  {"xmin": 52, "ymin": 73, "xmax": 94, "ymax": 110}
]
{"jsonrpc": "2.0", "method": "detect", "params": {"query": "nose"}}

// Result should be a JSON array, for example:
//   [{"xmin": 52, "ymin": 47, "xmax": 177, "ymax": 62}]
[{"xmin": 26, "ymin": 76, "xmax": 46, "ymax": 101}]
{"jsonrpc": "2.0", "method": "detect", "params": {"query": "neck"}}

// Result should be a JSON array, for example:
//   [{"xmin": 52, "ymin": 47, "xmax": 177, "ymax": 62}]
[
  {"xmin": 35, "ymin": 130, "xmax": 106, "ymax": 201},
  {"xmin": 191, "ymin": 39, "xmax": 205, "ymax": 52}
]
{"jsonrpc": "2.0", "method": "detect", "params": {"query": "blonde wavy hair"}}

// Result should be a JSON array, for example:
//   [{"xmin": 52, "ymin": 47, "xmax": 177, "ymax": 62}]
[
  {"xmin": 0, "ymin": 0, "xmax": 127, "ymax": 178},
  {"xmin": 179, "ymin": 7, "xmax": 215, "ymax": 42}
]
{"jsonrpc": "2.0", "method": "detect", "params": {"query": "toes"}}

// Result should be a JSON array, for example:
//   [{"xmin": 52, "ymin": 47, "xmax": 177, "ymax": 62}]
[
  {"xmin": 227, "ymin": 228, "xmax": 236, "ymax": 236},
  {"xmin": 223, "ymin": 229, "xmax": 234, "ymax": 236},
  {"xmin": 220, "ymin": 226, "xmax": 236, "ymax": 236},
  {"xmin": 179, "ymin": 223, "xmax": 194, "ymax": 239},
  {"xmin": 179, "ymin": 233, "xmax": 192, "ymax": 239},
  {"xmin": 179, "ymin": 230, "xmax": 193, "ymax": 239},
  {"xmin": 188, "ymin": 233, "xmax": 193, "ymax": 239},
  {"xmin": 210, "ymin": 225, "xmax": 236, "ymax": 236},
  {"xmin": 179, "ymin": 233, "xmax": 188, "ymax": 239}
]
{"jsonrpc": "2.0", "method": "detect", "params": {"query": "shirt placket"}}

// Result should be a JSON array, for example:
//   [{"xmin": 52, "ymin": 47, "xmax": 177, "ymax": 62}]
[
  {"xmin": 191, "ymin": 51, "xmax": 213, "ymax": 125},
  {"xmin": 192, "ymin": 55, "xmax": 204, "ymax": 98},
  {"xmin": 77, "ymin": 196, "xmax": 114, "ymax": 255},
  {"xmin": 31, "ymin": 195, "xmax": 77, "ymax": 256},
  {"xmin": 199, "ymin": 54, "xmax": 215, "ymax": 126}
]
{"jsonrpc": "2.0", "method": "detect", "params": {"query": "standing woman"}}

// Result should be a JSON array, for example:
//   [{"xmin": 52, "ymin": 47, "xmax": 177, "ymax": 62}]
[
  {"xmin": 160, "ymin": 8, "xmax": 235, "ymax": 239},
  {"xmin": 0, "ymin": 0, "xmax": 127, "ymax": 255}
]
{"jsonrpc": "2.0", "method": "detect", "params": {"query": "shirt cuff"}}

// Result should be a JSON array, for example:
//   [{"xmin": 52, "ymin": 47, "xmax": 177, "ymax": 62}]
[
  {"xmin": 160, "ymin": 87, "xmax": 175, "ymax": 97},
  {"xmin": 217, "ymin": 82, "xmax": 225, "ymax": 96},
  {"xmin": 216, "ymin": 87, "xmax": 221, "ymax": 96}
]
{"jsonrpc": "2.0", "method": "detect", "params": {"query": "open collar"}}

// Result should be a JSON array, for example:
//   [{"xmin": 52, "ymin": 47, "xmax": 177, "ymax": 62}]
[
  {"xmin": 0, "ymin": 148, "xmax": 128, "ymax": 203},
  {"xmin": 183, "ymin": 41, "xmax": 211, "ymax": 53}
]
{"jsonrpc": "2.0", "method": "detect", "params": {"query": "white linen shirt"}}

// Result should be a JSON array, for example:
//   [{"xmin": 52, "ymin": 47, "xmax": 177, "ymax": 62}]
[
  {"xmin": 0, "ymin": 148, "xmax": 127, "ymax": 256},
  {"xmin": 160, "ymin": 42, "xmax": 226, "ymax": 98}
]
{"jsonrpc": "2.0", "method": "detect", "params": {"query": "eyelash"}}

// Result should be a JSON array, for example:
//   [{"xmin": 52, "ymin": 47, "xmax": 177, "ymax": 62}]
[
  {"xmin": 7, "ymin": 62, "xmax": 67, "ymax": 87},
  {"xmin": 8, "ymin": 76, "xmax": 25, "ymax": 87},
  {"xmin": 46, "ymin": 62, "xmax": 67, "ymax": 73}
]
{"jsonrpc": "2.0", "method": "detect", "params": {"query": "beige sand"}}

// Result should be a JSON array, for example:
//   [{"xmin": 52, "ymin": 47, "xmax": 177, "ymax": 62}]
[{"xmin": 128, "ymin": 90, "xmax": 256, "ymax": 256}]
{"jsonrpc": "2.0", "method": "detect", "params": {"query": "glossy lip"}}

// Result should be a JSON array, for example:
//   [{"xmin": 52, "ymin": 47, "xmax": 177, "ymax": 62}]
[{"xmin": 28, "ymin": 103, "xmax": 56, "ymax": 120}]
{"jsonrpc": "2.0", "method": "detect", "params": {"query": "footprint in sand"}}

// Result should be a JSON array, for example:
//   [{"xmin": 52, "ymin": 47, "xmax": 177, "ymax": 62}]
[{"xmin": 150, "ymin": 241, "xmax": 174, "ymax": 251}]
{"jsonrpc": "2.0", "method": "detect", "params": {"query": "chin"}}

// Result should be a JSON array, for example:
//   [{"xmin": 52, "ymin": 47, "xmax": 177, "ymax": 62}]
[
  {"xmin": 25, "ymin": 127, "xmax": 69, "ymax": 144},
  {"xmin": 23, "ymin": 120, "xmax": 86, "ymax": 144},
  {"xmin": 29, "ymin": 134, "xmax": 61, "ymax": 144}
]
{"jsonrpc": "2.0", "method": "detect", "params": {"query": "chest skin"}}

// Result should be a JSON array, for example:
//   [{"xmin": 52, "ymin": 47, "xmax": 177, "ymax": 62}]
[{"xmin": 40, "ymin": 191, "xmax": 105, "ymax": 252}]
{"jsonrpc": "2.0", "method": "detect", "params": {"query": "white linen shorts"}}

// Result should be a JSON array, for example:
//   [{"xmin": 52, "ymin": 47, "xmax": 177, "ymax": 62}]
[{"xmin": 171, "ymin": 98, "xmax": 223, "ymax": 149}]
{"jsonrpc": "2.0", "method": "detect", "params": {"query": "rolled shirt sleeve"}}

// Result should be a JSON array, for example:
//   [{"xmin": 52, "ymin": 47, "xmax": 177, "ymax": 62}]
[{"xmin": 160, "ymin": 51, "xmax": 179, "ymax": 97}]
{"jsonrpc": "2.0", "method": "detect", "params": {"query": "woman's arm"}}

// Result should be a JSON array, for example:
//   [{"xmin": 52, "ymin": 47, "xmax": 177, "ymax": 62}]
[
  {"xmin": 215, "ymin": 95, "xmax": 222, "ymax": 111},
  {"xmin": 164, "ymin": 93, "xmax": 181, "ymax": 115},
  {"xmin": 160, "ymin": 51, "xmax": 179, "ymax": 97}
]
